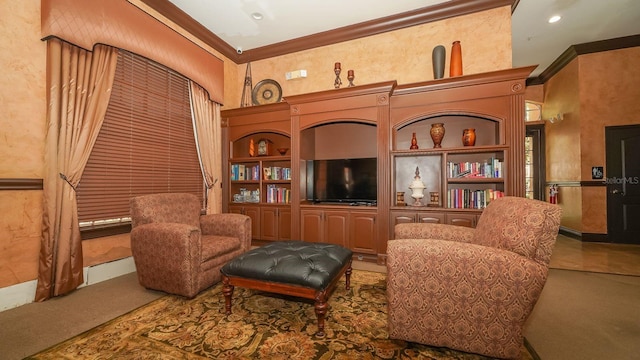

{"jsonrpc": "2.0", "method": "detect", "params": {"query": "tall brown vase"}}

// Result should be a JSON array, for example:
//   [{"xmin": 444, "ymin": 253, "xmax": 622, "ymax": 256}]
[
  {"xmin": 450, "ymin": 41, "xmax": 462, "ymax": 77},
  {"xmin": 430, "ymin": 123, "xmax": 445, "ymax": 148}
]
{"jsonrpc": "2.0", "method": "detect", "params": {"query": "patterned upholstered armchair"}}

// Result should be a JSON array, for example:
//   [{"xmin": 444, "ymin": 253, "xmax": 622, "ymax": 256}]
[
  {"xmin": 386, "ymin": 196, "xmax": 561, "ymax": 359},
  {"xmin": 130, "ymin": 193, "xmax": 251, "ymax": 298}
]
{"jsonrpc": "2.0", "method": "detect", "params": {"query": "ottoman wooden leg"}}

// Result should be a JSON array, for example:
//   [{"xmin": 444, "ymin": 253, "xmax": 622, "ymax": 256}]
[
  {"xmin": 314, "ymin": 296, "xmax": 328, "ymax": 337},
  {"xmin": 345, "ymin": 263, "xmax": 352, "ymax": 290},
  {"xmin": 222, "ymin": 276, "xmax": 234, "ymax": 315}
]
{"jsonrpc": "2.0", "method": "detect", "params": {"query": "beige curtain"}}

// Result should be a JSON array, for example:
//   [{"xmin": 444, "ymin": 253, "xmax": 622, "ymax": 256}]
[
  {"xmin": 35, "ymin": 39, "xmax": 119, "ymax": 301},
  {"xmin": 189, "ymin": 81, "xmax": 222, "ymax": 214}
]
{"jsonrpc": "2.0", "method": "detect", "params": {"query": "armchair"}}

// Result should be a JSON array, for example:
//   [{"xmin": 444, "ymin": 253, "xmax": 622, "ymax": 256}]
[
  {"xmin": 130, "ymin": 193, "xmax": 251, "ymax": 298},
  {"xmin": 386, "ymin": 196, "xmax": 561, "ymax": 359}
]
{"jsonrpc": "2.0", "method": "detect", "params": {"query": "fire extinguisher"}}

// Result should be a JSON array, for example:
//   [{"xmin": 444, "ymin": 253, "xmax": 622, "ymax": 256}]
[{"xmin": 549, "ymin": 184, "xmax": 558, "ymax": 204}]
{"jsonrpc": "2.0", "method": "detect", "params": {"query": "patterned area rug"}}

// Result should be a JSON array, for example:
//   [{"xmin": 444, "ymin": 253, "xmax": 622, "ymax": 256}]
[{"xmin": 27, "ymin": 270, "xmax": 534, "ymax": 359}]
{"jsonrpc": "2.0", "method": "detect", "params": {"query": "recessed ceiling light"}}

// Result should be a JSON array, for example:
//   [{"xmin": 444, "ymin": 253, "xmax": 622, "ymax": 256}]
[
  {"xmin": 251, "ymin": 12, "xmax": 263, "ymax": 20},
  {"xmin": 548, "ymin": 15, "xmax": 561, "ymax": 23}
]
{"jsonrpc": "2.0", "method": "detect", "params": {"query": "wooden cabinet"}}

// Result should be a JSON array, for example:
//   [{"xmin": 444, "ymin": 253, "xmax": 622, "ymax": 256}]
[
  {"xmin": 445, "ymin": 212, "xmax": 478, "ymax": 228},
  {"xmin": 389, "ymin": 66, "xmax": 534, "ymax": 239},
  {"xmin": 222, "ymin": 67, "xmax": 533, "ymax": 259},
  {"xmin": 228, "ymin": 204, "xmax": 261, "ymax": 240},
  {"xmin": 261, "ymin": 206, "xmax": 291, "ymax": 241},
  {"xmin": 390, "ymin": 210, "xmax": 444, "ymax": 225},
  {"xmin": 223, "ymin": 103, "xmax": 292, "ymax": 244},
  {"xmin": 349, "ymin": 211, "xmax": 377, "ymax": 255},
  {"xmin": 300, "ymin": 208, "xmax": 349, "ymax": 247},
  {"xmin": 301, "ymin": 207, "xmax": 377, "ymax": 257}
]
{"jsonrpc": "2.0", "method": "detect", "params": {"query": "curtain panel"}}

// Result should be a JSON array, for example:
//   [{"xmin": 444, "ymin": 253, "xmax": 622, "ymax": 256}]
[
  {"xmin": 36, "ymin": 39, "xmax": 119, "ymax": 301},
  {"xmin": 189, "ymin": 81, "xmax": 222, "ymax": 214}
]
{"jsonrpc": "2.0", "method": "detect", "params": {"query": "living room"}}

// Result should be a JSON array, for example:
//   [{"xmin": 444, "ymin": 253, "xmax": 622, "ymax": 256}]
[{"xmin": 1, "ymin": 0, "xmax": 639, "ymax": 359}]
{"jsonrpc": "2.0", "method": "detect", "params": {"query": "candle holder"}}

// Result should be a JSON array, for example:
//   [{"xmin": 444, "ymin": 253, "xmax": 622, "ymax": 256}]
[
  {"xmin": 334, "ymin": 68, "xmax": 342, "ymax": 88},
  {"xmin": 347, "ymin": 70, "xmax": 355, "ymax": 87}
]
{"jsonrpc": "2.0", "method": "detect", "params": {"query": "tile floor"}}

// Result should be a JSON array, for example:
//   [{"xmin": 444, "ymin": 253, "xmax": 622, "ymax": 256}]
[
  {"xmin": 354, "ymin": 234, "xmax": 640, "ymax": 277},
  {"xmin": 550, "ymin": 234, "xmax": 640, "ymax": 276}
]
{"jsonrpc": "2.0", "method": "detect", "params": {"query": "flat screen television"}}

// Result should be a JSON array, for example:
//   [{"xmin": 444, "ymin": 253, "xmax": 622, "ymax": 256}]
[{"xmin": 308, "ymin": 158, "xmax": 377, "ymax": 204}]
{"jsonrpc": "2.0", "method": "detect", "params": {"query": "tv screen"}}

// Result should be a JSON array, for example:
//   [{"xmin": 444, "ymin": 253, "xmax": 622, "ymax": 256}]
[{"xmin": 310, "ymin": 158, "xmax": 377, "ymax": 204}]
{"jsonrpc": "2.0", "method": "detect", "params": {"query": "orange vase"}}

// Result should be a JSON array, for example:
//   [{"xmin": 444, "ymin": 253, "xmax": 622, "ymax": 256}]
[
  {"xmin": 462, "ymin": 128, "xmax": 476, "ymax": 146},
  {"xmin": 450, "ymin": 41, "xmax": 462, "ymax": 77}
]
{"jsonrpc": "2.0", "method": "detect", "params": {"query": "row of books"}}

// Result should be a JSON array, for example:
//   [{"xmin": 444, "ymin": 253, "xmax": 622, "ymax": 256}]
[
  {"xmin": 263, "ymin": 166, "xmax": 291, "ymax": 181},
  {"xmin": 230, "ymin": 164, "xmax": 291, "ymax": 181},
  {"xmin": 265, "ymin": 185, "xmax": 291, "ymax": 204},
  {"xmin": 447, "ymin": 158, "xmax": 503, "ymax": 178},
  {"xmin": 447, "ymin": 188, "xmax": 504, "ymax": 209}
]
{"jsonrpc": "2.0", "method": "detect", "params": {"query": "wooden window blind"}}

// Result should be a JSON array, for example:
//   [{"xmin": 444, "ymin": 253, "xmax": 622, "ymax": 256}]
[{"xmin": 76, "ymin": 50, "xmax": 204, "ymax": 227}]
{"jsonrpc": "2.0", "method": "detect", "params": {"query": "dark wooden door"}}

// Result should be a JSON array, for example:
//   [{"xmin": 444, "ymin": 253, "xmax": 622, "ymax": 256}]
[{"xmin": 606, "ymin": 125, "xmax": 640, "ymax": 244}]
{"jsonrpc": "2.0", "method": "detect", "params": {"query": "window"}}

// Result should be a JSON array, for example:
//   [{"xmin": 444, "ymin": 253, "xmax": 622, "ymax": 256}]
[
  {"xmin": 525, "ymin": 101, "xmax": 543, "ymax": 122},
  {"xmin": 76, "ymin": 50, "xmax": 204, "ymax": 238}
]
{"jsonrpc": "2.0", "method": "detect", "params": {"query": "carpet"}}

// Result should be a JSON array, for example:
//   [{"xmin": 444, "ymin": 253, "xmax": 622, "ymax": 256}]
[{"xmin": 27, "ymin": 270, "xmax": 534, "ymax": 359}]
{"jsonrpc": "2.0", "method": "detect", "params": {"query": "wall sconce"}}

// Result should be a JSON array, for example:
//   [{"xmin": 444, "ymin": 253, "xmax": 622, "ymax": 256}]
[{"xmin": 548, "ymin": 113, "xmax": 564, "ymax": 123}]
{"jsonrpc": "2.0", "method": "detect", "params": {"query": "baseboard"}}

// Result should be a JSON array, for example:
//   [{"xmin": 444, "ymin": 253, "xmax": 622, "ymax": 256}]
[
  {"xmin": 559, "ymin": 227, "xmax": 609, "ymax": 243},
  {"xmin": 0, "ymin": 256, "xmax": 136, "ymax": 312}
]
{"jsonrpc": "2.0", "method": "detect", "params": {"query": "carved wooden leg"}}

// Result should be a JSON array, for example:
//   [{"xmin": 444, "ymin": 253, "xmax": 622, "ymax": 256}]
[
  {"xmin": 345, "ymin": 262, "xmax": 352, "ymax": 290},
  {"xmin": 222, "ymin": 276, "xmax": 234, "ymax": 315},
  {"xmin": 314, "ymin": 296, "xmax": 328, "ymax": 337}
]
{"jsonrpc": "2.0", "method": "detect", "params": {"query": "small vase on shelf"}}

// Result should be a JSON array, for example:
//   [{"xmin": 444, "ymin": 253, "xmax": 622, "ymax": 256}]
[
  {"xmin": 430, "ymin": 123, "xmax": 445, "ymax": 148},
  {"xmin": 410, "ymin": 132, "xmax": 419, "ymax": 149},
  {"xmin": 462, "ymin": 128, "xmax": 476, "ymax": 146}
]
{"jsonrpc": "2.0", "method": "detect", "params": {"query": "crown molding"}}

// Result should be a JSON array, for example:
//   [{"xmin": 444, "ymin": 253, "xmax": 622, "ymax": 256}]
[
  {"xmin": 140, "ymin": 0, "xmax": 513, "ymax": 64},
  {"xmin": 527, "ymin": 34, "xmax": 640, "ymax": 86}
]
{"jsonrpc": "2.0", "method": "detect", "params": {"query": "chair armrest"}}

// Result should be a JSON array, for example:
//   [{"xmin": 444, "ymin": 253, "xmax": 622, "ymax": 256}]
[
  {"xmin": 394, "ymin": 223, "xmax": 475, "ymax": 243},
  {"xmin": 130, "ymin": 222, "xmax": 202, "ymax": 272},
  {"xmin": 387, "ymin": 238, "xmax": 548, "ymax": 321},
  {"xmin": 131, "ymin": 223, "xmax": 201, "ymax": 259},
  {"xmin": 200, "ymin": 213, "xmax": 252, "ymax": 252}
]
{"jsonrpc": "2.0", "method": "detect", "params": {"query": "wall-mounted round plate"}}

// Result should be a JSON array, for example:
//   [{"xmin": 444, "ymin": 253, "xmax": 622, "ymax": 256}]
[{"xmin": 252, "ymin": 79, "xmax": 282, "ymax": 105}]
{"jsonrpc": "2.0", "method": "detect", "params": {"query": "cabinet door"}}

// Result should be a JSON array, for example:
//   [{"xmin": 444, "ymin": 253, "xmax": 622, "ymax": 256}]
[
  {"xmin": 389, "ymin": 210, "xmax": 416, "ymax": 239},
  {"xmin": 417, "ymin": 212, "xmax": 445, "ymax": 224},
  {"xmin": 260, "ymin": 207, "xmax": 278, "ymax": 241},
  {"xmin": 391, "ymin": 211, "xmax": 417, "ymax": 225},
  {"xmin": 324, "ymin": 211, "xmax": 349, "ymax": 247},
  {"xmin": 278, "ymin": 207, "xmax": 291, "ymax": 241},
  {"xmin": 445, "ymin": 213, "xmax": 476, "ymax": 228},
  {"xmin": 301, "ymin": 209, "xmax": 324, "ymax": 244},
  {"xmin": 244, "ymin": 206, "xmax": 261, "ymax": 239},
  {"xmin": 350, "ymin": 211, "xmax": 377, "ymax": 254},
  {"xmin": 228, "ymin": 205, "xmax": 243, "ymax": 215}
]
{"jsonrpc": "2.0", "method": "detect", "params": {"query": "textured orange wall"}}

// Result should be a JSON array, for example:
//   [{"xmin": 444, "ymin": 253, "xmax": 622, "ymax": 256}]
[
  {"xmin": 543, "ymin": 46, "xmax": 640, "ymax": 234},
  {"xmin": 231, "ymin": 7, "xmax": 513, "ymax": 109},
  {"xmin": 578, "ymin": 47, "xmax": 640, "ymax": 234},
  {"xmin": 543, "ymin": 59, "xmax": 582, "ymax": 231},
  {"xmin": 0, "ymin": 0, "xmax": 46, "ymax": 287}
]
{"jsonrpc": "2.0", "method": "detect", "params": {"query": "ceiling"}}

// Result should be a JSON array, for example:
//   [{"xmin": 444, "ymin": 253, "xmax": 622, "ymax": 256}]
[{"xmin": 153, "ymin": 0, "xmax": 639, "ymax": 80}]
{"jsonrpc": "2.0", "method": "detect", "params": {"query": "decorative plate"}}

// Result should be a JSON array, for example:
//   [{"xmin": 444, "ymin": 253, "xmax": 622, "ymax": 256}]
[{"xmin": 252, "ymin": 79, "xmax": 282, "ymax": 105}]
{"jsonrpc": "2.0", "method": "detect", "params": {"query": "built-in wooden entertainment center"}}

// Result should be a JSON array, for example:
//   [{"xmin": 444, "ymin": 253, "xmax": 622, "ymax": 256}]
[{"xmin": 222, "ymin": 66, "xmax": 535, "ymax": 264}]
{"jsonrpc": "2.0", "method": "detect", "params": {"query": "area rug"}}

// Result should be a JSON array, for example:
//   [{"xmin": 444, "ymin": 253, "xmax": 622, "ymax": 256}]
[{"xmin": 27, "ymin": 270, "xmax": 535, "ymax": 359}]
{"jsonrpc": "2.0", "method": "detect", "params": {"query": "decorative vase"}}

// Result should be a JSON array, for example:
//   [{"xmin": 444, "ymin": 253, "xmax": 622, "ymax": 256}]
[
  {"xmin": 450, "ymin": 40, "xmax": 462, "ymax": 77},
  {"xmin": 409, "ymin": 167, "xmax": 426, "ymax": 207},
  {"xmin": 462, "ymin": 128, "xmax": 476, "ymax": 146},
  {"xmin": 430, "ymin": 123, "xmax": 445, "ymax": 148},
  {"xmin": 432, "ymin": 45, "xmax": 446, "ymax": 79},
  {"xmin": 410, "ymin": 132, "xmax": 419, "ymax": 149}
]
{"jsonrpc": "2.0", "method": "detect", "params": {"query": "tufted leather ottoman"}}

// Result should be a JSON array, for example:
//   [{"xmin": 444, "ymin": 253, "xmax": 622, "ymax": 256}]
[{"xmin": 220, "ymin": 240, "xmax": 353, "ymax": 337}]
